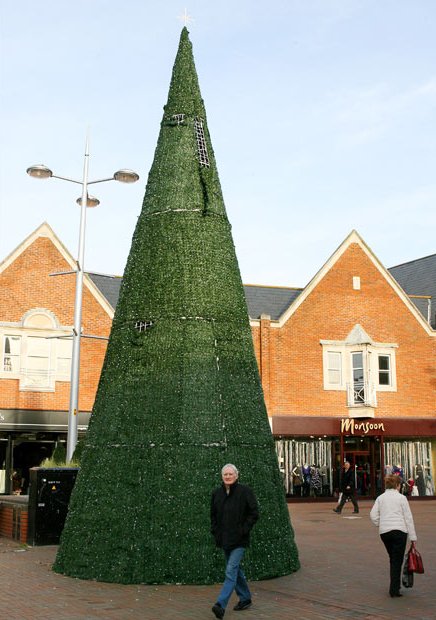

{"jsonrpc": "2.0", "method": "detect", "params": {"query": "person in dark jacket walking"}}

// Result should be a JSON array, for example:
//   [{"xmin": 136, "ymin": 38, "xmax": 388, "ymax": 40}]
[
  {"xmin": 210, "ymin": 464, "xmax": 259, "ymax": 618},
  {"xmin": 333, "ymin": 461, "xmax": 359, "ymax": 514}
]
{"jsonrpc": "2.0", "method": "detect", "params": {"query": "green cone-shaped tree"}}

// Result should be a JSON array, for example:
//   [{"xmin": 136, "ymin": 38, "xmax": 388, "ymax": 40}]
[{"xmin": 54, "ymin": 28, "xmax": 299, "ymax": 584}]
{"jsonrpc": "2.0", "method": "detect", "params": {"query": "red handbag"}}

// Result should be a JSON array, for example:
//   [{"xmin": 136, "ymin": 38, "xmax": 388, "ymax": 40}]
[{"xmin": 407, "ymin": 542, "xmax": 424, "ymax": 574}]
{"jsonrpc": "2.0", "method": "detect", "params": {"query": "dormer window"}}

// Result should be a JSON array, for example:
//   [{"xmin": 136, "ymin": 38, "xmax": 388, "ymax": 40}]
[{"xmin": 320, "ymin": 325, "xmax": 398, "ymax": 409}]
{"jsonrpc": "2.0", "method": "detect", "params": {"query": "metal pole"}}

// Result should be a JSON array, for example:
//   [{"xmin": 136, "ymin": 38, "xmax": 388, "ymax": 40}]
[
  {"xmin": 27, "ymin": 141, "xmax": 138, "ymax": 462},
  {"xmin": 66, "ymin": 135, "xmax": 90, "ymax": 463}
]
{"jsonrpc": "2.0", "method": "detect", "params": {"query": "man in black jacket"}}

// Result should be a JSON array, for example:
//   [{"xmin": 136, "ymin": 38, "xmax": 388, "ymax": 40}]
[
  {"xmin": 333, "ymin": 461, "xmax": 359, "ymax": 514},
  {"xmin": 210, "ymin": 464, "xmax": 259, "ymax": 618}
]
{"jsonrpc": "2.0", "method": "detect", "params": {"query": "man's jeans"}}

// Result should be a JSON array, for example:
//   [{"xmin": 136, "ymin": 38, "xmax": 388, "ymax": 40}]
[{"xmin": 217, "ymin": 547, "xmax": 251, "ymax": 609}]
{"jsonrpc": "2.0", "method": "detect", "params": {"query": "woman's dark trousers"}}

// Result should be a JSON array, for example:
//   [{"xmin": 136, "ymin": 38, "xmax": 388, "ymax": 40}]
[{"xmin": 380, "ymin": 530, "xmax": 407, "ymax": 595}]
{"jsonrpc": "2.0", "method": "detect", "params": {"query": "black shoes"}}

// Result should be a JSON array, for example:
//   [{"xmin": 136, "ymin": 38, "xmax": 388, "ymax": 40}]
[
  {"xmin": 213, "ymin": 600, "xmax": 253, "ymax": 615},
  {"xmin": 332, "ymin": 508, "xmax": 341, "ymax": 513},
  {"xmin": 212, "ymin": 603, "xmax": 225, "ymax": 618},
  {"xmin": 353, "ymin": 510, "xmax": 359, "ymax": 514},
  {"xmin": 390, "ymin": 591, "xmax": 403, "ymax": 597},
  {"xmin": 233, "ymin": 599, "xmax": 252, "ymax": 611}
]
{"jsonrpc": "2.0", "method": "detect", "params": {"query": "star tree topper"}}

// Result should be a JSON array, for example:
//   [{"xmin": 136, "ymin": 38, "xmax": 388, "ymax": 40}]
[{"xmin": 178, "ymin": 8, "xmax": 194, "ymax": 27}]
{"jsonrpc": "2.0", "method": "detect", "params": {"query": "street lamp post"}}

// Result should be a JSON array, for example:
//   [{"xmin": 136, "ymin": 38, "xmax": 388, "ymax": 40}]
[{"xmin": 27, "ymin": 137, "xmax": 139, "ymax": 462}]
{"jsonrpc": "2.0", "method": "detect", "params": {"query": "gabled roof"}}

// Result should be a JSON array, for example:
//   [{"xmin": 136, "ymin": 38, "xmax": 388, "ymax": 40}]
[
  {"xmin": 253, "ymin": 230, "xmax": 434, "ymax": 335},
  {"xmin": 244, "ymin": 285, "xmax": 302, "ymax": 320},
  {"xmin": 0, "ymin": 222, "xmax": 73, "ymax": 275},
  {"xmin": 0, "ymin": 223, "xmax": 115, "ymax": 319},
  {"xmin": 7, "ymin": 225, "xmax": 432, "ymax": 331},
  {"xmin": 87, "ymin": 273, "xmax": 303, "ymax": 322},
  {"xmin": 87, "ymin": 272, "xmax": 122, "ymax": 311},
  {"xmin": 388, "ymin": 254, "xmax": 436, "ymax": 328}
]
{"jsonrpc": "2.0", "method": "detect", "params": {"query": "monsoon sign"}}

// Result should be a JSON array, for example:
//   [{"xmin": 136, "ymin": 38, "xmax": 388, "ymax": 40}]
[{"xmin": 340, "ymin": 419, "xmax": 386, "ymax": 435}]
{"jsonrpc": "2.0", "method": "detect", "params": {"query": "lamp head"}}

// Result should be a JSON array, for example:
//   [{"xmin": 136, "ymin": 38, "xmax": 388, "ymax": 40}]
[
  {"xmin": 26, "ymin": 165, "xmax": 53, "ymax": 179},
  {"xmin": 76, "ymin": 194, "xmax": 100, "ymax": 208},
  {"xmin": 113, "ymin": 169, "xmax": 139, "ymax": 183}
]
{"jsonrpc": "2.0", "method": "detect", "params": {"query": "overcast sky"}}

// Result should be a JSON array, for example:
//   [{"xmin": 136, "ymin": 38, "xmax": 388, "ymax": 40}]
[{"xmin": 1, "ymin": 0, "xmax": 435, "ymax": 287}]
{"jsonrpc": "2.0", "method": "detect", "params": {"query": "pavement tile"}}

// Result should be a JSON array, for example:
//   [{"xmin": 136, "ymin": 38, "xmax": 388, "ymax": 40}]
[{"xmin": 0, "ymin": 500, "xmax": 434, "ymax": 619}]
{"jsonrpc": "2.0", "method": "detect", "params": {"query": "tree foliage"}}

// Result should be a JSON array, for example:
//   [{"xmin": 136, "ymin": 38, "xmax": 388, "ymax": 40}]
[{"xmin": 54, "ymin": 28, "xmax": 299, "ymax": 584}]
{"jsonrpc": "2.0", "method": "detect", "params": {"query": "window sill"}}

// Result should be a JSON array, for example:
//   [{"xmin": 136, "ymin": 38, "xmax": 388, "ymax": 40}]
[{"xmin": 347, "ymin": 407, "xmax": 375, "ymax": 419}]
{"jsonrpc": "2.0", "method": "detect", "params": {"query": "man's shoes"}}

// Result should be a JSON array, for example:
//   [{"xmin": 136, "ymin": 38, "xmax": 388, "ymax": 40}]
[
  {"xmin": 332, "ymin": 508, "xmax": 341, "ymax": 513},
  {"xmin": 212, "ymin": 603, "xmax": 225, "ymax": 618},
  {"xmin": 353, "ymin": 510, "xmax": 359, "ymax": 514},
  {"xmin": 233, "ymin": 599, "xmax": 252, "ymax": 611}
]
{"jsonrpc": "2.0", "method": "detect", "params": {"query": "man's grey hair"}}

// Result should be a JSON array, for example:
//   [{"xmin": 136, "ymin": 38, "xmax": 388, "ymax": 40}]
[{"xmin": 221, "ymin": 463, "xmax": 239, "ymax": 476}]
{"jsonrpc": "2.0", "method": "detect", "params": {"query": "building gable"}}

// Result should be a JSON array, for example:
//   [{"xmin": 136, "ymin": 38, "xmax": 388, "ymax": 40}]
[
  {"xmin": 260, "ymin": 230, "xmax": 434, "ymax": 336},
  {"xmin": 0, "ymin": 223, "xmax": 114, "ymax": 319}
]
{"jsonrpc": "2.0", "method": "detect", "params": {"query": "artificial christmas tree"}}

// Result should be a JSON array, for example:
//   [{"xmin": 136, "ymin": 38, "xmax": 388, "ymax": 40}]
[{"xmin": 54, "ymin": 28, "xmax": 299, "ymax": 584}]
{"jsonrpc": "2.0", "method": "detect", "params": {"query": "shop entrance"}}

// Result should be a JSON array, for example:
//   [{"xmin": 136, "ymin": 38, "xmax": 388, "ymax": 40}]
[
  {"xmin": 0, "ymin": 435, "xmax": 58, "ymax": 495},
  {"xmin": 343, "ymin": 436, "xmax": 382, "ymax": 498}
]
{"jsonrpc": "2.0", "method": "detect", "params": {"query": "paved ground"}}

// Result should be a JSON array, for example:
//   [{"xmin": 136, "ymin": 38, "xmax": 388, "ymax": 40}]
[{"xmin": 0, "ymin": 500, "xmax": 434, "ymax": 619}]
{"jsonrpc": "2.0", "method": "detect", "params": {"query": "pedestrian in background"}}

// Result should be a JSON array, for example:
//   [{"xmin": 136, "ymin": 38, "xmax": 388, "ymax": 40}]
[
  {"xmin": 333, "ymin": 461, "xmax": 359, "ymax": 514},
  {"xmin": 370, "ymin": 474, "xmax": 417, "ymax": 597},
  {"xmin": 210, "ymin": 464, "xmax": 259, "ymax": 618}
]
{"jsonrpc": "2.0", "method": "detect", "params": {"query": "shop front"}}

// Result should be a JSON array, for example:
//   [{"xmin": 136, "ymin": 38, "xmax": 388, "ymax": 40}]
[
  {"xmin": 0, "ymin": 409, "xmax": 90, "ymax": 495},
  {"xmin": 273, "ymin": 416, "xmax": 436, "ymax": 500}
]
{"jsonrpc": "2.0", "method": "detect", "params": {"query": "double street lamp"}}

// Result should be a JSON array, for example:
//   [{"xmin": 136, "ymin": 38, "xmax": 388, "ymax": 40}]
[{"xmin": 27, "ymin": 137, "xmax": 139, "ymax": 462}]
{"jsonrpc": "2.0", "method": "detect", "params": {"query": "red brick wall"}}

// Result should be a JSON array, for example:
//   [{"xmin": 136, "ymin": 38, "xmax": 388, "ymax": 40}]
[
  {"xmin": 2, "ymin": 236, "xmax": 434, "ymax": 423},
  {"xmin": 253, "ymin": 243, "xmax": 436, "ymax": 419},
  {"xmin": 0, "ymin": 236, "xmax": 111, "ymax": 413},
  {"xmin": 0, "ymin": 503, "xmax": 28, "ymax": 543}
]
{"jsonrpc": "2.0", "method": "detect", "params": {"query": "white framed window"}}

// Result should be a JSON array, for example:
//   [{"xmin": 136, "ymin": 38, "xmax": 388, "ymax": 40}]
[
  {"xmin": 327, "ymin": 351, "xmax": 342, "ymax": 386},
  {"xmin": 3, "ymin": 335, "xmax": 21, "ymax": 373},
  {"xmin": 56, "ymin": 338, "xmax": 73, "ymax": 378},
  {"xmin": 351, "ymin": 351, "xmax": 365, "ymax": 403},
  {"xmin": 22, "ymin": 336, "xmax": 51, "ymax": 389},
  {"xmin": 321, "ymin": 325, "xmax": 398, "ymax": 403},
  {"xmin": 378, "ymin": 354, "xmax": 391, "ymax": 386},
  {"xmin": 322, "ymin": 349, "xmax": 344, "ymax": 390},
  {"xmin": 1, "ymin": 309, "xmax": 73, "ymax": 391}
]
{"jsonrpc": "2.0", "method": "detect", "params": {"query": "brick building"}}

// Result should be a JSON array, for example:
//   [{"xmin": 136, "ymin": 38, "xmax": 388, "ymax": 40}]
[
  {"xmin": 248, "ymin": 231, "xmax": 435, "ymax": 499},
  {"xmin": 1, "ymin": 224, "xmax": 435, "ymax": 498},
  {"xmin": 0, "ymin": 223, "xmax": 113, "ymax": 493}
]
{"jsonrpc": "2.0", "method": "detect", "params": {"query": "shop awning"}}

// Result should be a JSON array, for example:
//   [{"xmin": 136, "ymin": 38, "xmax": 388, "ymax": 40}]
[{"xmin": 0, "ymin": 409, "xmax": 91, "ymax": 432}]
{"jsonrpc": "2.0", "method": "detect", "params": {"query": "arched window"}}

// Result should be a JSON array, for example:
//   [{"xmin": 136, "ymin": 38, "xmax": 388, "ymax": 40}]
[{"xmin": 1, "ymin": 309, "xmax": 72, "ymax": 391}]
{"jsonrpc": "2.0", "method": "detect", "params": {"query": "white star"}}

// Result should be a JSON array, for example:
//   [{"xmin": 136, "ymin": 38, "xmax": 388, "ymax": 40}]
[{"xmin": 178, "ymin": 8, "xmax": 194, "ymax": 26}]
